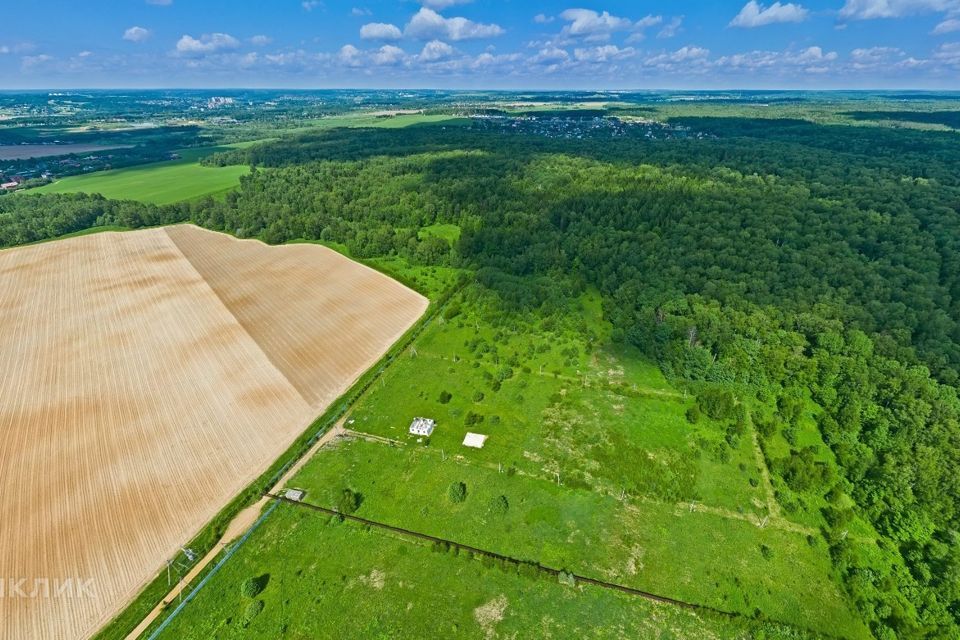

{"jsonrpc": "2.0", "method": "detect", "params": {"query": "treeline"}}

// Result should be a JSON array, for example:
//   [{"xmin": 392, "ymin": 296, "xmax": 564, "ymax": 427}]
[{"xmin": 0, "ymin": 192, "xmax": 183, "ymax": 247}]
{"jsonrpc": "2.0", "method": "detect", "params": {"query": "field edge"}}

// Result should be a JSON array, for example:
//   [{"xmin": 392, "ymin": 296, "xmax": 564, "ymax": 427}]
[{"xmin": 91, "ymin": 274, "xmax": 460, "ymax": 640}]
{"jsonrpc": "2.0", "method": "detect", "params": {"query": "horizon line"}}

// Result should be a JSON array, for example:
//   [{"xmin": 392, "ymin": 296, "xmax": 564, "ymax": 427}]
[{"xmin": 2, "ymin": 87, "xmax": 960, "ymax": 93}]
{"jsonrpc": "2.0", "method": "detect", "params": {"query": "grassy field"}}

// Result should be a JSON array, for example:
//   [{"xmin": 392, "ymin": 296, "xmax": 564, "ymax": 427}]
[
  {"xmin": 28, "ymin": 145, "xmax": 250, "ymax": 204},
  {"xmin": 154, "ymin": 501, "xmax": 812, "ymax": 640},
  {"xmin": 140, "ymin": 282, "xmax": 869, "ymax": 639},
  {"xmin": 280, "ymin": 438, "xmax": 865, "ymax": 638},
  {"xmin": 348, "ymin": 287, "xmax": 766, "ymax": 514},
  {"xmin": 418, "ymin": 223, "xmax": 462, "ymax": 244}
]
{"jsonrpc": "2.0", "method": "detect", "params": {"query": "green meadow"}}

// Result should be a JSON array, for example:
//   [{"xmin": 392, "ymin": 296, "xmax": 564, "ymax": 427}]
[
  {"xmin": 154, "ymin": 502, "xmax": 812, "ymax": 640},
  {"xmin": 29, "ymin": 145, "xmax": 250, "ymax": 205},
  {"xmin": 143, "ymin": 278, "xmax": 868, "ymax": 640}
]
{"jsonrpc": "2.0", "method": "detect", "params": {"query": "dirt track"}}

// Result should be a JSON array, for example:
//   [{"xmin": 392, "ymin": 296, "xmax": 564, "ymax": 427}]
[{"xmin": 0, "ymin": 225, "xmax": 427, "ymax": 640}]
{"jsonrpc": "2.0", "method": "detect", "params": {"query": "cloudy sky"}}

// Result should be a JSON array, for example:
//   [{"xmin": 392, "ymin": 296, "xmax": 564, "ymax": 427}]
[{"xmin": 3, "ymin": 0, "xmax": 960, "ymax": 89}]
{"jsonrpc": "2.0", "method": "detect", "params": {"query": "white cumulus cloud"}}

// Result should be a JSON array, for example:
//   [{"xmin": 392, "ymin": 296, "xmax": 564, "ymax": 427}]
[
  {"xmin": 559, "ymin": 8, "xmax": 634, "ymax": 40},
  {"xmin": 530, "ymin": 46, "xmax": 570, "ymax": 64},
  {"xmin": 372, "ymin": 44, "xmax": 407, "ymax": 65},
  {"xmin": 360, "ymin": 22, "xmax": 403, "ymax": 40},
  {"xmin": 338, "ymin": 44, "xmax": 363, "ymax": 66},
  {"xmin": 839, "ymin": 0, "xmax": 959, "ymax": 20},
  {"xmin": 123, "ymin": 26, "xmax": 151, "ymax": 42},
  {"xmin": 933, "ymin": 40, "xmax": 960, "ymax": 63},
  {"xmin": 250, "ymin": 35, "xmax": 272, "ymax": 46},
  {"xmin": 419, "ymin": 39, "xmax": 456, "ymax": 61},
  {"xmin": 405, "ymin": 7, "xmax": 504, "ymax": 41},
  {"xmin": 573, "ymin": 45, "xmax": 636, "ymax": 62},
  {"xmin": 419, "ymin": 0, "xmax": 472, "ymax": 8},
  {"xmin": 175, "ymin": 33, "xmax": 240, "ymax": 56},
  {"xmin": 730, "ymin": 1, "xmax": 809, "ymax": 27},
  {"xmin": 658, "ymin": 16, "xmax": 684, "ymax": 38},
  {"xmin": 933, "ymin": 17, "xmax": 960, "ymax": 32}
]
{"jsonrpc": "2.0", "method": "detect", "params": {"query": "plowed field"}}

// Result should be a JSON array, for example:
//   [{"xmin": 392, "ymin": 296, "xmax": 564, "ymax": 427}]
[{"xmin": 0, "ymin": 225, "xmax": 427, "ymax": 639}]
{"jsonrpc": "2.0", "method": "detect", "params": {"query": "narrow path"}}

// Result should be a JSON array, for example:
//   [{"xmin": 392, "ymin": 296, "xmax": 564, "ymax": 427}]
[
  {"xmin": 126, "ymin": 420, "xmax": 347, "ymax": 640},
  {"xmin": 750, "ymin": 429, "xmax": 782, "ymax": 521}
]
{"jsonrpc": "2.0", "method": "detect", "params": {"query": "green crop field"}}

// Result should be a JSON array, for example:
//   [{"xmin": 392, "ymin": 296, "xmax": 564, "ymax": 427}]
[{"xmin": 28, "ymin": 146, "xmax": 250, "ymax": 205}]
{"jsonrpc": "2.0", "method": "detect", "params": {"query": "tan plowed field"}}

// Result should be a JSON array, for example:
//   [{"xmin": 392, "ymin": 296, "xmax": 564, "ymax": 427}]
[{"xmin": 0, "ymin": 225, "xmax": 427, "ymax": 640}]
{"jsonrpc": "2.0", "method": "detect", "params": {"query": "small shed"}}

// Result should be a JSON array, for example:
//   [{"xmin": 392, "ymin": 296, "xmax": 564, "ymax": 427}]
[
  {"xmin": 462, "ymin": 432, "xmax": 488, "ymax": 449},
  {"xmin": 409, "ymin": 417, "xmax": 436, "ymax": 437},
  {"xmin": 284, "ymin": 488, "xmax": 306, "ymax": 502}
]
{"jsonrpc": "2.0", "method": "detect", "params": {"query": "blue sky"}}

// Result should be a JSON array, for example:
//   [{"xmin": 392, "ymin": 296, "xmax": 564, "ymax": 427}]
[{"xmin": 3, "ymin": 0, "xmax": 960, "ymax": 89}]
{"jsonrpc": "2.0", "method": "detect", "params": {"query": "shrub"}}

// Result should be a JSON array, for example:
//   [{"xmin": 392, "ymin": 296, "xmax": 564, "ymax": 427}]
[
  {"xmin": 518, "ymin": 561, "xmax": 540, "ymax": 579},
  {"xmin": 490, "ymin": 494, "xmax": 509, "ymax": 515},
  {"xmin": 464, "ymin": 412, "xmax": 484, "ymax": 427},
  {"xmin": 337, "ymin": 488, "xmax": 362, "ymax": 515},
  {"xmin": 685, "ymin": 405, "xmax": 701, "ymax": 424},
  {"xmin": 442, "ymin": 304, "xmax": 461, "ymax": 320},
  {"xmin": 242, "ymin": 599, "xmax": 264, "ymax": 626},
  {"xmin": 448, "ymin": 481, "xmax": 467, "ymax": 503},
  {"xmin": 473, "ymin": 391, "xmax": 485, "ymax": 402},
  {"xmin": 438, "ymin": 390, "xmax": 452, "ymax": 404},
  {"xmin": 697, "ymin": 388, "xmax": 737, "ymax": 420},
  {"xmin": 240, "ymin": 574, "xmax": 269, "ymax": 599},
  {"xmin": 782, "ymin": 424, "xmax": 799, "ymax": 446}
]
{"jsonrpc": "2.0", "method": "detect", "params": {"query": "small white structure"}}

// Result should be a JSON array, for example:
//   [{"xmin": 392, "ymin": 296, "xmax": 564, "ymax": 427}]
[
  {"xmin": 462, "ymin": 432, "xmax": 488, "ymax": 449},
  {"xmin": 409, "ymin": 417, "xmax": 436, "ymax": 437},
  {"xmin": 285, "ymin": 488, "xmax": 306, "ymax": 502}
]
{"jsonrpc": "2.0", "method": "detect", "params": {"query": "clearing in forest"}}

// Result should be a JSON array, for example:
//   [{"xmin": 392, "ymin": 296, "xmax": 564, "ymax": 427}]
[
  {"xmin": 29, "ymin": 147, "xmax": 250, "ymax": 204},
  {"xmin": 0, "ymin": 225, "xmax": 427, "ymax": 640}
]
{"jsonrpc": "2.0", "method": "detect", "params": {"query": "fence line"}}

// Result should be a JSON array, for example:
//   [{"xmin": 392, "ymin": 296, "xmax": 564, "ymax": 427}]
[
  {"xmin": 145, "ymin": 499, "xmax": 280, "ymax": 640},
  {"xmin": 268, "ymin": 495, "xmax": 721, "ymax": 612}
]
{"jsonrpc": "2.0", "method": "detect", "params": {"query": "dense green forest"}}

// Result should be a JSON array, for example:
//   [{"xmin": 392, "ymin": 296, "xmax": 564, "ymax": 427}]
[{"xmin": 3, "ymin": 114, "xmax": 960, "ymax": 638}]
